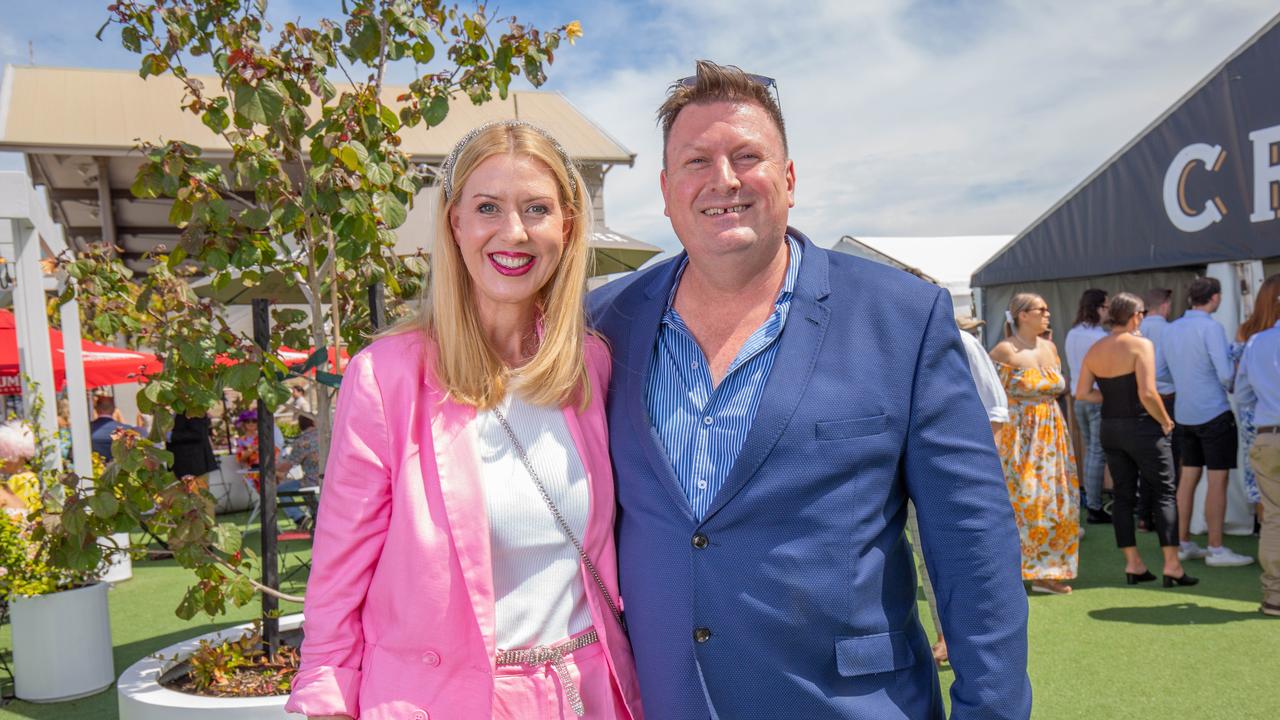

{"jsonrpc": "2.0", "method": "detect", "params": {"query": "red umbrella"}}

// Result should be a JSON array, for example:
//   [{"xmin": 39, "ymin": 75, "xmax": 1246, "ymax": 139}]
[
  {"xmin": 0, "ymin": 309, "xmax": 163, "ymax": 395},
  {"xmin": 215, "ymin": 345, "xmax": 349, "ymax": 372}
]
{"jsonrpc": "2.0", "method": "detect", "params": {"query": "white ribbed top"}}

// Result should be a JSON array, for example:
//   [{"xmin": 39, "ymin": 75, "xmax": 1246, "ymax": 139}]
[{"xmin": 473, "ymin": 393, "xmax": 593, "ymax": 650}]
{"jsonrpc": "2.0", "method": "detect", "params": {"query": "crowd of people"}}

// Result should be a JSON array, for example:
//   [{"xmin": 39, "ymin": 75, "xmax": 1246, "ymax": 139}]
[{"xmin": 982, "ymin": 277, "xmax": 1278, "ymax": 615}]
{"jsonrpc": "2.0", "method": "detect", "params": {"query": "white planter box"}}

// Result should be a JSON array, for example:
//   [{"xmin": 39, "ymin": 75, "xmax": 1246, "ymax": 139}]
[
  {"xmin": 10, "ymin": 582, "xmax": 115, "ymax": 702},
  {"xmin": 101, "ymin": 531, "xmax": 134, "ymax": 583},
  {"xmin": 117, "ymin": 613, "xmax": 306, "ymax": 719},
  {"xmin": 210, "ymin": 454, "xmax": 254, "ymax": 514}
]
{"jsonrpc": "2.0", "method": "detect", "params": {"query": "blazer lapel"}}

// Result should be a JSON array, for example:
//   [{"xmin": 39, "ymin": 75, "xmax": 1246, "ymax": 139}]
[
  {"xmin": 701, "ymin": 233, "xmax": 832, "ymax": 523},
  {"xmin": 427, "ymin": 386, "xmax": 497, "ymax": 657},
  {"xmin": 625, "ymin": 256, "xmax": 698, "ymax": 522}
]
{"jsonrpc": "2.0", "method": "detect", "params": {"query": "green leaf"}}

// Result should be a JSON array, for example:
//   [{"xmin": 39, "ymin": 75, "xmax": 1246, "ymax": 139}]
[
  {"xmin": 232, "ymin": 81, "xmax": 285, "ymax": 126},
  {"xmin": 223, "ymin": 362, "xmax": 260, "ymax": 394},
  {"xmin": 412, "ymin": 40, "xmax": 435, "ymax": 64},
  {"xmin": 336, "ymin": 141, "xmax": 369, "ymax": 172},
  {"xmin": 89, "ymin": 492, "xmax": 120, "ymax": 519},
  {"xmin": 256, "ymin": 377, "xmax": 290, "ymax": 410},
  {"xmin": 408, "ymin": 18, "xmax": 432, "ymax": 37},
  {"xmin": 366, "ymin": 162, "xmax": 393, "ymax": 186},
  {"xmin": 240, "ymin": 207, "xmax": 270, "ymax": 229},
  {"xmin": 378, "ymin": 104, "xmax": 400, "ymax": 132},
  {"xmin": 350, "ymin": 16, "xmax": 381, "ymax": 63},
  {"xmin": 212, "ymin": 523, "xmax": 242, "ymax": 555},
  {"xmin": 374, "ymin": 191, "xmax": 407, "ymax": 229},
  {"xmin": 139, "ymin": 53, "xmax": 168, "ymax": 78},
  {"xmin": 201, "ymin": 107, "xmax": 230, "ymax": 134},
  {"xmin": 228, "ymin": 574, "xmax": 255, "ymax": 606},
  {"xmin": 424, "ymin": 94, "xmax": 449, "ymax": 126},
  {"xmin": 120, "ymin": 26, "xmax": 141, "ymax": 52}
]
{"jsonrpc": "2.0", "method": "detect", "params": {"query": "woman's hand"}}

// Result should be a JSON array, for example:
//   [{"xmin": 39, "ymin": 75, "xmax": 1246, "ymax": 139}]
[{"xmin": 1161, "ymin": 419, "xmax": 1175, "ymax": 436}]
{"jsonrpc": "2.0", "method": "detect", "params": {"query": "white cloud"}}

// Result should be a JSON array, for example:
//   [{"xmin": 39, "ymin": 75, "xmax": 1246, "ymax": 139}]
[{"xmin": 546, "ymin": 0, "xmax": 1279, "ymax": 260}]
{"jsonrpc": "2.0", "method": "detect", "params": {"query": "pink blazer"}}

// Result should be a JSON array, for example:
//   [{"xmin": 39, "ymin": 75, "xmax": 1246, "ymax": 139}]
[{"xmin": 285, "ymin": 331, "xmax": 643, "ymax": 720}]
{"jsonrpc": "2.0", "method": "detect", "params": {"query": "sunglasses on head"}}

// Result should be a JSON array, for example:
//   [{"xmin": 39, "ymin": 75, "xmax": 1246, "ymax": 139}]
[{"xmin": 674, "ymin": 72, "xmax": 782, "ymax": 110}]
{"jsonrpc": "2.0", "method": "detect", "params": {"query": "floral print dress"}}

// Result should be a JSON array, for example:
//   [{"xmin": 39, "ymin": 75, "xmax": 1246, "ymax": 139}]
[{"xmin": 996, "ymin": 362, "xmax": 1080, "ymax": 580}]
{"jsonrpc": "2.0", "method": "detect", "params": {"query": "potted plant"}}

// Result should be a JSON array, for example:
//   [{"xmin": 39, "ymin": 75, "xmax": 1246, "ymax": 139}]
[{"xmin": 1, "ymin": 410, "xmax": 120, "ymax": 703}]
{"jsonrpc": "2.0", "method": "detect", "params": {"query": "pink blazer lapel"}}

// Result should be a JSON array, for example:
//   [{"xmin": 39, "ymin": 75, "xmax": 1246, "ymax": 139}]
[{"xmin": 428, "ymin": 387, "xmax": 497, "ymax": 659}]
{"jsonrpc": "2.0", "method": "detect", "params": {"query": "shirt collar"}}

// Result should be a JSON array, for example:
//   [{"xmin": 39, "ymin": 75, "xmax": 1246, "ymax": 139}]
[{"xmin": 665, "ymin": 233, "xmax": 803, "ymax": 313}]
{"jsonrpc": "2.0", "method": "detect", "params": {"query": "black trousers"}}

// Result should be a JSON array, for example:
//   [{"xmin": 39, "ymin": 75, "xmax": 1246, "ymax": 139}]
[
  {"xmin": 1101, "ymin": 416, "xmax": 1179, "ymax": 548},
  {"xmin": 1136, "ymin": 394, "xmax": 1179, "ymax": 522}
]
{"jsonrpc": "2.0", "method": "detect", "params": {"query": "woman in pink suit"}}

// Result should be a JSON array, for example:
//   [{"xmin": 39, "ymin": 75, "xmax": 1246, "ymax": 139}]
[{"xmin": 286, "ymin": 121, "xmax": 643, "ymax": 720}]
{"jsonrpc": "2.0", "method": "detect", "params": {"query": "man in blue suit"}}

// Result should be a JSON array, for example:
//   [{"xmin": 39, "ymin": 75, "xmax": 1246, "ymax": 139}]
[{"xmin": 589, "ymin": 60, "xmax": 1030, "ymax": 719}]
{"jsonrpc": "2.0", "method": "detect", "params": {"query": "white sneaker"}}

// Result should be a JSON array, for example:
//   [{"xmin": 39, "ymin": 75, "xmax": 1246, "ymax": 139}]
[
  {"xmin": 1205, "ymin": 547, "xmax": 1254, "ymax": 567},
  {"xmin": 1178, "ymin": 542, "xmax": 1208, "ymax": 561}
]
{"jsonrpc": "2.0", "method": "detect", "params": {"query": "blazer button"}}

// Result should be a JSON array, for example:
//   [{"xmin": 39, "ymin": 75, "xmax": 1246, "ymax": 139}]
[
  {"xmin": 411, "ymin": 710, "xmax": 429, "ymax": 720},
  {"xmin": 421, "ymin": 651, "xmax": 441, "ymax": 666},
  {"xmin": 693, "ymin": 627, "xmax": 712, "ymax": 643},
  {"xmin": 691, "ymin": 533, "xmax": 709, "ymax": 549}
]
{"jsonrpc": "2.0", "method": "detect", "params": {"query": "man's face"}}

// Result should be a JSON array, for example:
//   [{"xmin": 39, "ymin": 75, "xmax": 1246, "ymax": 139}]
[{"xmin": 660, "ymin": 101, "xmax": 795, "ymax": 262}]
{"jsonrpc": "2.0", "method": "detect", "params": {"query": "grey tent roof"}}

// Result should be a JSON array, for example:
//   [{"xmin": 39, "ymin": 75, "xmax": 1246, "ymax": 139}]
[{"xmin": 972, "ymin": 12, "xmax": 1280, "ymax": 287}]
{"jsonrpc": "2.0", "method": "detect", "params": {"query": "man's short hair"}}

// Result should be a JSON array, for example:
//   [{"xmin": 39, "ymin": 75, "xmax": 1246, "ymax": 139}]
[
  {"xmin": 1188, "ymin": 277, "xmax": 1222, "ymax": 307},
  {"xmin": 656, "ymin": 59, "xmax": 788, "ymax": 166},
  {"xmin": 93, "ymin": 395, "xmax": 116, "ymax": 415},
  {"xmin": 1143, "ymin": 287, "xmax": 1173, "ymax": 309}
]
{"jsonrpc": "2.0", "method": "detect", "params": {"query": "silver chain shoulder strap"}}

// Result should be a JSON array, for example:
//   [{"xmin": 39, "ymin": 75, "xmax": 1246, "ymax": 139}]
[{"xmin": 490, "ymin": 406, "xmax": 627, "ymax": 632}]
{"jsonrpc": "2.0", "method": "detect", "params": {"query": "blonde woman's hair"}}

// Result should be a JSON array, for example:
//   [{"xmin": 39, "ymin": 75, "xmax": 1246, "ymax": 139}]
[
  {"xmin": 1004, "ymin": 292, "xmax": 1045, "ymax": 338},
  {"xmin": 388, "ymin": 122, "xmax": 593, "ymax": 410}
]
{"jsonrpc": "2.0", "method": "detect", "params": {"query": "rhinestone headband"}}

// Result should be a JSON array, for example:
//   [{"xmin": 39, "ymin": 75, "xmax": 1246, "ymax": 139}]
[{"xmin": 439, "ymin": 120, "xmax": 578, "ymax": 201}]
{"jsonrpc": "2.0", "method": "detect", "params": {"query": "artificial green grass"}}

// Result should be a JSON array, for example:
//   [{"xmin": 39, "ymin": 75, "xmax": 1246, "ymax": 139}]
[
  {"xmin": 2, "ymin": 516, "xmax": 1276, "ymax": 719},
  {"xmin": 926, "ymin": 525, "xmax": 1278, "ymax": 719}
]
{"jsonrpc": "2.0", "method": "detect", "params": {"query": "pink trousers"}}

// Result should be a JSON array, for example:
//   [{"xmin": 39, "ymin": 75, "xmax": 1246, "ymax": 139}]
[{"xmin": 492, "ymin": 636, "xmax": 629, "ymax": 720}]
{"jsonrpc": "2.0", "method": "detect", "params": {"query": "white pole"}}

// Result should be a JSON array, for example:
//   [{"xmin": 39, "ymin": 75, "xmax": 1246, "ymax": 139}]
[
  {"xmin": 8, "ymin": 220, "xmax": 59, "ymax": 464},
  {"xmin": 60, "ymin": 292, "xmax": 93, "ymax": 481}
]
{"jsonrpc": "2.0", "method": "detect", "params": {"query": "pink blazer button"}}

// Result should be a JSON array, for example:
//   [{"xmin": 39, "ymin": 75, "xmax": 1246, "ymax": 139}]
[
  {"xmin": 411, "ymin": 710, "xmax": 428, "ymax": 720},
  {"xmin": 421, "ymin": 651, "xmax": 441, "ymax": 666}
]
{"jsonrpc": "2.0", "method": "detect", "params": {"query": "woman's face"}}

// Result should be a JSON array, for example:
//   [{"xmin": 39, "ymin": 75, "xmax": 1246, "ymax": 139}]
[
  {"xmin": 449, "ymin": 153, "xmax": 569, "ymax": 325},
  {"xmin": 1019, "ymin": 299, "xmax": 1052, "ymax": 334}
]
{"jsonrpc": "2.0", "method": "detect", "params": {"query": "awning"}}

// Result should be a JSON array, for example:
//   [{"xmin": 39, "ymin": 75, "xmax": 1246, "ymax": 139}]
[{"xmin": 0, "ymin": 308, "xmax": 162, "ymax": 394}]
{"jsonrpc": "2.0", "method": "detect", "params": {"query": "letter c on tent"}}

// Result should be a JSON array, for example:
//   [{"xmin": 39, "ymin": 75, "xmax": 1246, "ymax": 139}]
[{"xmin": 1163, "ymin": 143, "xmax": 1227, "ymax": 233}]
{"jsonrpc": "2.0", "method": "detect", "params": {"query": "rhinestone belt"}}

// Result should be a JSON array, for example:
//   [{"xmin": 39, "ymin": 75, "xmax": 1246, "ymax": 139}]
[{"xmin": 495, "ymin": 628, "xmax": 599, "ymax": 716}]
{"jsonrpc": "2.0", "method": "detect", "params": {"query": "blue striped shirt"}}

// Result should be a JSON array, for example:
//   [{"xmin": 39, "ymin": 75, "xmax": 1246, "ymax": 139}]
[{"xmin": 646, "ymin": 236, "xmax": 801, "ymax": 520}]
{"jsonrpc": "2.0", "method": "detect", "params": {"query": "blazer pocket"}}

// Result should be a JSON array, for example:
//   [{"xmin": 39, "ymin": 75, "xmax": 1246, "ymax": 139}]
[
  {"xmin": 834, "ymin": 631, "xmax": 918, "ymax": 677},
  {"xmin": 816, "ymin": 414, "xmax": 888, "ymax": 441}
]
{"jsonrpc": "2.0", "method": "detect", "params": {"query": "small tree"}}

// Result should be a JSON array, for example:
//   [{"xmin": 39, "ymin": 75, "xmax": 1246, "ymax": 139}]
[{"xmin": 48, "ymin": 0, "xmax": 580, "ymax": 621}]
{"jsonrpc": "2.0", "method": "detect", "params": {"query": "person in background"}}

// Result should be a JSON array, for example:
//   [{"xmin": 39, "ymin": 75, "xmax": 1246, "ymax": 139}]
[
  {"xmin": 918, "ymin": 316, "xmax": 1010, "ymax": 663},
  {"xmin": 1233, "ymin": 274, "xmax": 1279, "ymax": 531},
  {"xmin": 0, "ymin": 420, "xmax": 37, "ymax": 513},
  {"xmin": 1066, "ymin": 288, "xmax": 1111, "ymax": 525},
  {"xmin": 167, "ymin": 412, "xmax": 218, "ymax": 483},
  {"xmin": 1138, "ymin": 287, "xmax": 1178, "ymax": 531},
  {"xmin": 1233, "ymin": 274, "xmax": 1280, "ymax": 616},
  {"xmin": 276, "ymin": 410, "xmax": 321, "ymax": 528},
  {"xmin": 1076, "ymin": 293, "xmax": 1195, "ymax": 587},
  {"xmin": 1156, "ymin": 276, "xmax": 1253, "ymax": 567},
  {"xmin": 90, "ymin": 395, "xmax": 136, "ymax": 462},
  {"xmin": 283, "ymin": 383, "xmax": 312, "ymax": 424},
  {"xmin": 55, "ymin": 397, "xmax": 72, "ymax": 462},
  {"xmin": 991, "ymin": 293, "xmax": 1080, "ymax": 594}
]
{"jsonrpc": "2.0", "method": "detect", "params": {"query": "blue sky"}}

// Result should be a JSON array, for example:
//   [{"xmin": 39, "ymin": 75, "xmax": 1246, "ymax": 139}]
[{"xmin": 2, "ymin": 0, "xmax": 1278, "ymax": 257}]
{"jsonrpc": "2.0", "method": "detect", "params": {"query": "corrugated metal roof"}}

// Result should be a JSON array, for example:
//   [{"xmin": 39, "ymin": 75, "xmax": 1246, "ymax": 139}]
[{"xmin": 0, "ymin": 65, "xmax": 634, "ymax": 165}]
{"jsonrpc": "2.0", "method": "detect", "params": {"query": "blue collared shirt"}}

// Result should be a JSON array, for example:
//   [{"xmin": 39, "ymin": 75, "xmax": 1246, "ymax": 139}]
[
  {"xmin": 646, "ymin": 236, "xmax": 801, "ymax": 520},
  {"xmin": 1235, "ymin": 321, "xmax": 1280, "ymax": 428},
  {"xmin": 1140, "ymin": 315, "xmax": 1176, "ymax": 395},
  {"xmin": 1155, "ymin": 309, "xmax": 1234, "ymax": 425}
]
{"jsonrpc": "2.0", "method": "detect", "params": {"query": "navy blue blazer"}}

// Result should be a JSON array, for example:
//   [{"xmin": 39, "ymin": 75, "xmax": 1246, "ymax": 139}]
[{"xmin": 589, "ymin": 229, "xmax": 1031, "ymax": 720}]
